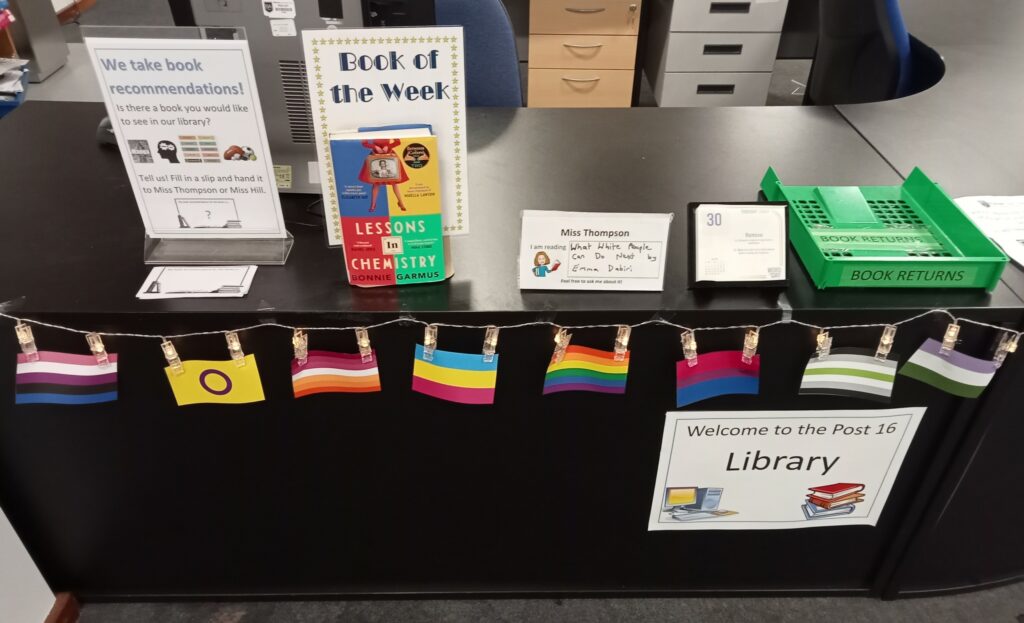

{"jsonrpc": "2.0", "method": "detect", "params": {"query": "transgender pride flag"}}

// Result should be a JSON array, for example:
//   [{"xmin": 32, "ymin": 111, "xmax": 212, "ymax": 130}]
[
  {"xmin": 676, "ymin": 350, "xmax": 760, "ymax": 407},
  {"xmin": 16, "ymin": 351, "xmax": 118, "ymax": 405}
]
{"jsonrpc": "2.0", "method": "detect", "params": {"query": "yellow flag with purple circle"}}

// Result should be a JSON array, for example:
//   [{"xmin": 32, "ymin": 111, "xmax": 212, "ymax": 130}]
[{"xmin": 164, "ymin": 355, "xmax": 266, "ymax": 406}]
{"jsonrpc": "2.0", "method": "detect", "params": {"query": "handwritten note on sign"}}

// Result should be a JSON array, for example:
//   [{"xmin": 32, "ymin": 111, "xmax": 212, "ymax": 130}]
[{"xmin": 519, "ymin": 211, "xmax": 673, "ymax": 291}]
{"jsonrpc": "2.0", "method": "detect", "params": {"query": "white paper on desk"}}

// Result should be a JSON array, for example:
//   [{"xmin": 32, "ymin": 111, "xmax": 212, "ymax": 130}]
[
  {"xmin": 136, "ymin": 266, "xmax": 257, "ymax": 299},
  {"xmin": 518, "ymin": 211, "xmax": 673, "ymax": 291},
  {"xmin": 694, "ymin": 204, "xmax": 787, "ymax": 283},
  {"xmin": 956, "ymin": 196, "xmax": 1024, "ymax": 267}
]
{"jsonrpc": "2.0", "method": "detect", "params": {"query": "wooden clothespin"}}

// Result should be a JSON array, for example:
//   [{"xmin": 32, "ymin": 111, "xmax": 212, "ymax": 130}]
[
  {"xmin": 292, "ymin": 329, "xmax": 309, "ymax": 366},
  {"xmin": 356, "ymin": 328, "xmax": 373, "ymax": 364},
  {"xmin": 742, "ymin": 329, "xmax": 759, "ymax": 365},
  {"xmin": 552, "ymin": 327, "xmax": 572, "ymax": 364},
  {"xmin": 15, "ymin": 321, "xmax": 38, "ymax": 362}
]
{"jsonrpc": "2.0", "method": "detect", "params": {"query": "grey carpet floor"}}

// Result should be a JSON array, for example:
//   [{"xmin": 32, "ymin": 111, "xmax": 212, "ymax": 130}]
[{"xmin": 80, "ymin": 580, "xmax": 1024, "ymax": 623}]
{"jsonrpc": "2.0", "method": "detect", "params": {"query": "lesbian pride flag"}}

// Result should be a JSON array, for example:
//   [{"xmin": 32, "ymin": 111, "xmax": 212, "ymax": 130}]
[
  {"xmin": 899, "ymin": 338, "xmax": 997, "ymax": 398},
  {"xmin": 292, "ymin": 350, "xmax": 382, "ymax": 398},
  {"xmin": 544, "ymin": 345, "xmax": 629, "ymax": 395},
  {"xmin": 16, "ymin": 350, "xmax": 118, "ymax": 405},
  {"xmin": 412, "ymin": 345, "xmax": 498, "ymax": 405},
  {"xmin": 676, "ymin": 350, "xmax": 759, "ymax": 407}
]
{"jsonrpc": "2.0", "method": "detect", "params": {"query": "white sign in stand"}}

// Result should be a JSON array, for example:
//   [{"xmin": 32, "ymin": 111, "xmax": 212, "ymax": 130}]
[
  {"xmin": 302, "ymin": 27, "xmax": 470, "ymax": 245},
  {"xmin": 84, "ymin": 31, "xmax": 290, "ymax": 264},
  {"xmin": 0, "ymin": 506, "xmax": 53, "ymax": 623},
  {"xmin": 648, "ymin": 408, "xmax": 925, "ymax": 530},
  {"xmin": 518, "ymin": 211, "xmax": 673, "ymax": 291}
]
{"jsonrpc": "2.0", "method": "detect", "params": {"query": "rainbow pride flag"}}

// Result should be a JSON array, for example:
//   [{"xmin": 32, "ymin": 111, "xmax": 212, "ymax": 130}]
[
  {"xmin": 543, "ymin": 345, "xmax": 629, "ymax": 395},
  {"xmin": 16, "ymin": 351, "xmax": 118, "ymax": 405},
  {"xmin": 676, "ymin": 350, "xmax": 760, "ymax": 407},
  {"xmin": 292, "ymin": 350, "xmax": 382, "ymax": 398},
  {"xmin": 412, "ymin": 345, "xmax": 498, "ymax": 405}
]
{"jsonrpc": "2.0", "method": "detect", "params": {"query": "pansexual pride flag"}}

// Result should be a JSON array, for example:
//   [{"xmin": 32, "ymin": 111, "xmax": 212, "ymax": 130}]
[
  {"xmin": 899, "ymin": 338, "xmax": 997, "ymax": 398},
  {"xmin": 16, "ymin": 351, "xmax": 118, "ymax": 405},
  {"xmin": 676, "ymin": 350, "xmax": 760, "ymax": 407},
  {"xmin": 544, "ymin": 345, "xmax": 629, "ymax": 395},
  {"xmin": 292, "ymin": 350, "xmax": 382, "ymax": 398},
  {"xmin": 412, "ymin": 345, "xmax": 498, "ymax": 405}
]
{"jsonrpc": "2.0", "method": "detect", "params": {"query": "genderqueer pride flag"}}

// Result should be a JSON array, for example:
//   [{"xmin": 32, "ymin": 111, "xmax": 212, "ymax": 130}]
[
  {"xmin": 15, "ymin": 351, "xmax": 118, "ymax": 405},
  {"xmin": 676, "ymin": 350, "xmax": 759, "ymax": 407},
  {"xmin": 412, "ymin": 345, "xmax": 498, "ymax": 405},
  {"xmin": 800, "ymin": 347, "xmax": 898, "ymax": 403},
  {"xmin": 899, "ymin": 338, "xmax": 997, "ymax": 398}
]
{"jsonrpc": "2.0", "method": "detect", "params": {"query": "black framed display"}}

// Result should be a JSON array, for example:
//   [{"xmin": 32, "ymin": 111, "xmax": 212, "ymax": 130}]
[{"xmin": 688, "ymin": 202, "xmax": 790, "ymax": 289}]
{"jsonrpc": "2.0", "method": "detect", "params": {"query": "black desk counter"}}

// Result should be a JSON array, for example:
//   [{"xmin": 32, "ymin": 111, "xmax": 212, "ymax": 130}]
[{"xmin": 0, "ymin": 96, "xmax": 1022, "ymax": 598}]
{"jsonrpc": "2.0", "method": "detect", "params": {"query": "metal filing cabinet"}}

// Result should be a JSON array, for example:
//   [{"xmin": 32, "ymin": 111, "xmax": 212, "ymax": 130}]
[
  {"xmin": 528, "ymin": 0, "xmax": 643, "ymax": 108},
  {"xmin": 645, "ymin": 0, "xmax": 788, "ymax": 106}
]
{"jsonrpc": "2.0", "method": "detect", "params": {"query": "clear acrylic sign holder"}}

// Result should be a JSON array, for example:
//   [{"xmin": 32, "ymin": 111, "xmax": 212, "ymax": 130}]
[{"xmin": 82, "ymin": 26, "xmax": 294, "ymax": 266}]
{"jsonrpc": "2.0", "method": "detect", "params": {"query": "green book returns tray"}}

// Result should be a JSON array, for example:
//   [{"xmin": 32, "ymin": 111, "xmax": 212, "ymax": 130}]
[{"xmin": 760, "ymin": 168, "xmax": 1007, "ymax": 291}]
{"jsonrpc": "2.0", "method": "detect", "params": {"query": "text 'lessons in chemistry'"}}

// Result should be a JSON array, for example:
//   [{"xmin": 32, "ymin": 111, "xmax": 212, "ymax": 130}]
[{"xmin": 84, "ymin": 37, "xmax": 286, "ymax": 239}]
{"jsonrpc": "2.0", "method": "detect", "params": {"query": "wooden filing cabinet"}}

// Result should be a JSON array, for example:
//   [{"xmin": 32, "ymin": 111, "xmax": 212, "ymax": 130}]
[
  {"xmin": 528, "ymin": 0, "xmax": 643, "ymax": 108},
  {"xmin": 645, "ymin": 0, "xmax": 788, "ymax": 107}
]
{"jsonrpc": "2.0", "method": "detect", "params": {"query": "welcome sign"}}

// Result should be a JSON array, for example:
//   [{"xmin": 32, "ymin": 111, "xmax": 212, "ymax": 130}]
[
  {"xmin": 303, "ymin": 28, "xmax": 469, "ymax": 246},
  {"xmin": 648, "ymin": 409, "xmax": 925, "ymax": 530}
]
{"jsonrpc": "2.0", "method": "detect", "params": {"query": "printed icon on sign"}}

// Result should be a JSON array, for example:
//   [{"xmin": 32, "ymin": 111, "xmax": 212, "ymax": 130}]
[
  {"xmin": 802, "ymin": 482, "xmax": 865, "ymax": 520},
  {"xmin": 662, "ymin": 486, "xmax": 738, "ymax": 521},
  {"xmin": 532, "ymin": 251, "xmax": 561, "ymax": 277},
  {"xmin": 224, "ymin": 145, "xmax": 257, "ymax": 162},
  {"xmin": 128, "ymin": 139, "xmax": 153, "ymax": 163},
  {"xmin": 179, "ymin": 135, "xmax": 220, "ymax": 163},
  {"xmin": 381, "ymin": 236, "xmax": 404, "ymax": 256},
  {"xmin": 157, "ymin": 140, "xmax": 179, "ymax": 163}
]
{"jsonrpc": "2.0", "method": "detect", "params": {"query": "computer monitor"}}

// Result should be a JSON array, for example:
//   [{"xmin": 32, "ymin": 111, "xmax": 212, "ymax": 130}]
[{"xmin": 662, "ymin": 487, "xmax": 698, "ymax": 511}]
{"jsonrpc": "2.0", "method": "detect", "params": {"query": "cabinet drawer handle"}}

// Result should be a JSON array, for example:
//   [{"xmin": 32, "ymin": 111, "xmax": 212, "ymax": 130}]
[
  {"xmin": 703, "ymin": 44, "xmax": 744, "ymax": 55},
  {"xmin": 562, "ymin": 76, "xmax": 602, "ymax": 83},
  {"xmin": 709, "ymin": 2, "xmax": 751, "ymax": 13},
  {"xmin": 563, "ymin": 43, "xmax": 605, "ymax": 49},
  {"xmin": 565, "ymin": 7, "xmax": 607, "ymax": 13},
  {"xmin": 696, "ymin": 84, "xmax": 735, "ymax": 94}
]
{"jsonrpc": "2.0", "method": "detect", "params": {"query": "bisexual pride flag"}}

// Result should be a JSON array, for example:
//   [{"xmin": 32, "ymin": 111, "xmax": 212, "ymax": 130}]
[
  {"xmin": 800, "ymin": 348, "xmax": 898, "ymax": 403},
  {"xmin": 899, "ymin": 338, "xmax": 997, "ymax": 398},
  {"xmin": 544, "ymin": 345, "xmax": 629, "ymax": 395},
  {"xmin": 292, "ymin": 350, "xmax": 382, "ymax": 398},
  {"xmin": 676, "ymin": 350, "xmax": 760, "ymax": 407},
  {"xmin": 15, "ymin": 351, "xmax": 118, "ymax": 405},
  {"xmin": 412, "ymin": 345, "xmax": 498, "ymax": 405}
]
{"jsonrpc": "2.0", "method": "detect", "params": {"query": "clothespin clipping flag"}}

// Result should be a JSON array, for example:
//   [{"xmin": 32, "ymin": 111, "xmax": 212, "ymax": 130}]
[{"xmin": 899, "ymin": 338, "xmax": 996, "ymax": 398}]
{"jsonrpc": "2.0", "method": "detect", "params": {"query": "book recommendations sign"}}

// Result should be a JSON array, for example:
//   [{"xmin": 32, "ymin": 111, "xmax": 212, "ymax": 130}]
[{"xmin": 648, "ymin": 409, "xmax": 925, "ymax": 530}]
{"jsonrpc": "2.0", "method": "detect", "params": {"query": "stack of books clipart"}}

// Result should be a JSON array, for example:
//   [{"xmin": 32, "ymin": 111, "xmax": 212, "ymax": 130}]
[{"xmin": 802, "ymin": 483, "xmax": 865, "ymax": 520}]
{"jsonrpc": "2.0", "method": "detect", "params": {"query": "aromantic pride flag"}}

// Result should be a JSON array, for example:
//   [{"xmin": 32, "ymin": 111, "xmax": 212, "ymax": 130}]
[
  {"xmin": 800, "ymin": 347, "xmax": 898, "ymax": 403},
  {"xmin": 899, "ymin": 338, "xmax": 997, "ymax": 398},
  {"xmin": 165, "ymin": 354, "xmax": 266, "ymax": 406}
]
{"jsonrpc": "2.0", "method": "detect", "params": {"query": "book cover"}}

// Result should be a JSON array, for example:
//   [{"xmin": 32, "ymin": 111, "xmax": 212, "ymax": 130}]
[
  {"xmin": 330, "ymin": 128, "xmax": 445, "ymax": 287},
  {"xmin": 807, "ymin": 494, "xmax": 864, "ymax": 510},
  {"xmin": 807, "ymin": 483, "xmax": 865, "ymax": 499},
  {"xmin": 802, "ymin": 502, "xmax": 856, "ymax": 520}
]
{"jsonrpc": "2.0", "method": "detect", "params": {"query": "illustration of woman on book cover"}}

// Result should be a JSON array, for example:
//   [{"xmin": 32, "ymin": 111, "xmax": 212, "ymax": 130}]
[{"xmin": 359, "ymin": 138, "xmax": 408, "ymax": 212}]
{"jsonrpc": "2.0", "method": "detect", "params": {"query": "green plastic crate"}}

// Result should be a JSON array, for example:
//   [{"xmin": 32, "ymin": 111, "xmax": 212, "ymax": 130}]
[{"xmin": 760, "ymin": 167, "xmax": 1008, "ymax": 291}]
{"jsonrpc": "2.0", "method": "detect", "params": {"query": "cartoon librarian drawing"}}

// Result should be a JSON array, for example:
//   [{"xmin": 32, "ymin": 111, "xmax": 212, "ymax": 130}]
[
  {"xmin": 360, "ymin": 138, "xmax": 408, "ymax": 212},
  {"xmin": 533, "ymin": 251, "xmax": 561, "ymax": 277}
]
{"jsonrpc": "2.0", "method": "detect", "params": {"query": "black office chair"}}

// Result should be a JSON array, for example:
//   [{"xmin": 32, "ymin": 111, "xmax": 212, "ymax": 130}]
[{"xmin": 805, "ymin": 0, "xmax": 916, "ymax": 104}]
